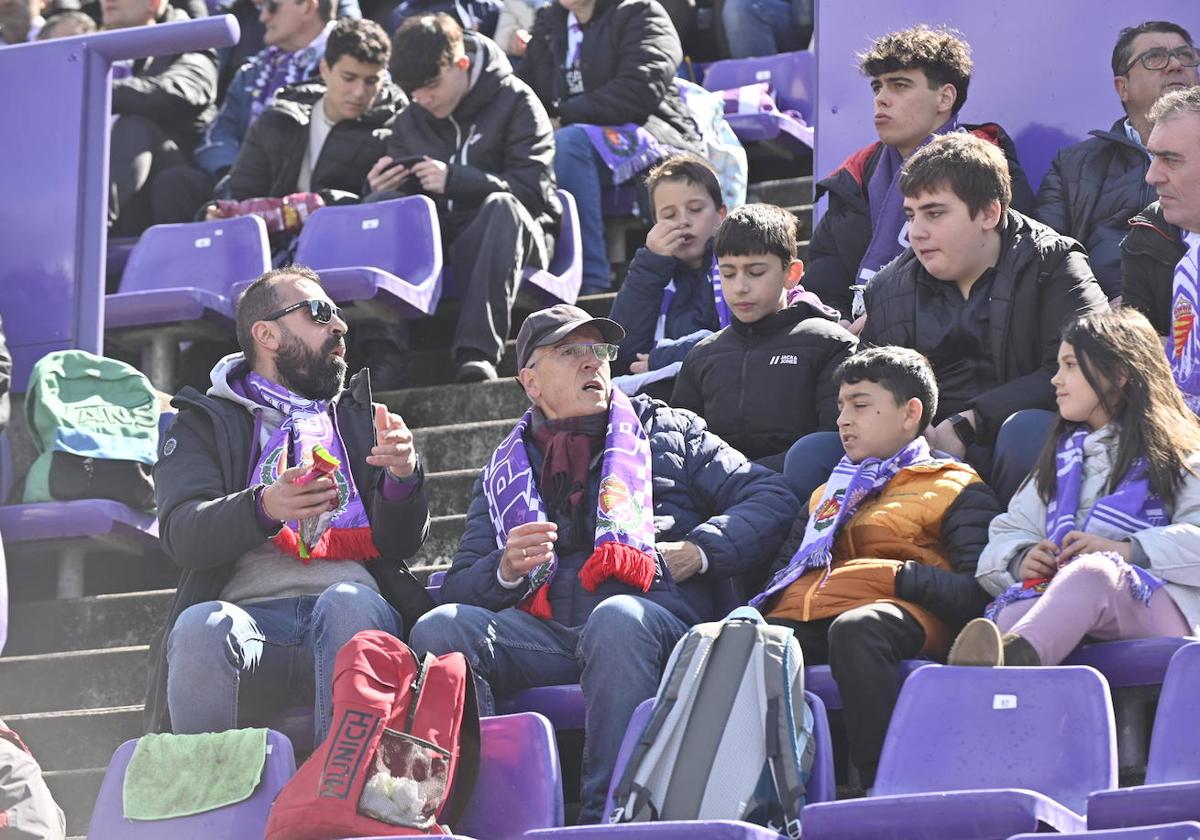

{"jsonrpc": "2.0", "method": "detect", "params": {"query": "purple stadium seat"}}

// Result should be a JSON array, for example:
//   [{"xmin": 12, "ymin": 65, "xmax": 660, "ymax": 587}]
[
  {"xmin": 1011, "ymin": 823, "xmax": 1200, "ymax": 840},
  {"xmin": 1063, "ymin": 637, "xmax": 1199, "ymax": 689},
  {"xmin": 291, "ymin": 195, "xmax": 443, "ymax": 318},
  {"xmin": 804, "ymin": 659, "xmax": 932, "ymax": 711},
  {"xmin": 339, "ymin": 712, "xmax": 563, "ymax": 840},
  {"xmin": 702, "ymin": 51, "xmax": 815, "ymax": 148},
  {"xmin": 801, "ymin": 665, "xmax": 1117, "ymax": 839},
  {"xmin": 497, "ymin": 684, "xmax": 586, "ymax": 730},
  {"xmin": 1088, "ymin": 642, "xmax": 1200, "ymax": 830},
  {"xmin": 521, "ymin": 190, "xmax": 583, "ymax": 306},
  {"xmin": 85, "ymin": 729, "xmax": 296, "ymax": 839},
  {"xmin": 106, "ymin": 236, "xmax": 140, "ymax": 285},
  {"xmin": 523, "ymin": 690, "xmax": 834, "ymax": 838}
]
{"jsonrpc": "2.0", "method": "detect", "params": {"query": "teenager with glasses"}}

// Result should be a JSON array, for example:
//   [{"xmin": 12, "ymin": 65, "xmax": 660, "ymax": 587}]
[
  {"xmin": 145, "ymin": 265, "xmax": 435, "ymax": 744},
  {"xmin": 1035, "ymin": 20, "xmax": 1199, "ymax": 298}
]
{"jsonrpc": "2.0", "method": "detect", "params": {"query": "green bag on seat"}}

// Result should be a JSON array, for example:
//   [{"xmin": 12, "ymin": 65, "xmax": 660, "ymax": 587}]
[{"xmin": 22, "ymin": 350, "xmax": 158, "ymax": 509}]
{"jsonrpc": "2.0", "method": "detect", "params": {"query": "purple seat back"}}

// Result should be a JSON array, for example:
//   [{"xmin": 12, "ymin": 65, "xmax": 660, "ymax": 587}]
[
  {"xmin": 812, "ymin": 0, "xmax": 1192, "ymax": 204},
  {"xmin": 1063, "ymin": 636, "xmax": 1198, "ymax": 689},
  {"xmin": 0, "ymin": 17, "xmax": 238, "ymax": 391},
  {"xmin": 522, "ymin": 189, "xmax": 583, "ymax": 305},
  {"xmin": 1012, "ymin": 822, "xmax": 1200, "ymax": 839},
  {"xmin": 703, "ymin": 50, "xmax": 815, "ymax": 123},
  {"xmin": 118, "ymin": 216, "xmax": 270, "ymax": 296},
  {"xmin": 804, "ymin": 659, "xmax": 931, "ymax": 711},
  {"xmin": 86, "ymin": 729, "xmax": 296, "ymax": 839},
  {"xmin": 1146, "ymin": 642, "xmax": 1200, "ymax": 785},
  {"xmin": 294, "ymin": 195, "xmax": 442, "ymax": 285},
  {"xmin": 874, "ymin": 665, "xmax": 1115, "ymax": 814}
]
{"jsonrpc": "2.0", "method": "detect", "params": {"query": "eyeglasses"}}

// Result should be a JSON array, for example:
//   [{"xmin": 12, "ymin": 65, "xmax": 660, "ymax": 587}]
[
  {"xmin": 1124, "ymin": 45, "xmax": 1200, "ymax": 74},
  {"xmin": 530, "ymin": 342, "xmax": 619, "ymax": 366},
  {"xmin": 262, "ymin": 299, "xmax": 344, "ymax": 324}
]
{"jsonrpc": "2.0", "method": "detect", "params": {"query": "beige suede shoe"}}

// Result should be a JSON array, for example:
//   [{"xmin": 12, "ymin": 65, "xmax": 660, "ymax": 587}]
[{"xmin": 948, "ymin": 617, "xmax": 1004, "ymax": 667}]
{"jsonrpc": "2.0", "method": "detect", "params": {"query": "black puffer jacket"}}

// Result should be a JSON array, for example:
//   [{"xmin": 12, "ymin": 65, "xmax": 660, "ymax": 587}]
[
  {"xmin": 378, "ymin": 32, "xmax": 561, "ymax": 235},
  {"xmin": 1122, "ymin": 201, "xmax": 1186, "ymax": 336},
  {"xmin": 670, "ymin": 301, "xmax": 857, "ymax": 462},
  {"xmin": 444, "ymin": 394, "xmax": 799, "ymax": 626},
  {"xmin": 805, "ymin": 123, "xmax": 1036, "ymax": 319},
  {"xmin": 517, "ymin": 0, "xmax": 702, "ymax": 155},
  {"xmin": 110, "ymin": 5, "xmax": 218, "ymax": 152},
  {"xmin": 862, "ymin": 209, "xmax": 1108, "ymax": 444},
  {"xmin": 228, "ymin": 81, "xmax": 405, "ymax": 200},
  {"xmin": 1034, "ymin": 119, "xmax": 1153, "ymax": 298}
]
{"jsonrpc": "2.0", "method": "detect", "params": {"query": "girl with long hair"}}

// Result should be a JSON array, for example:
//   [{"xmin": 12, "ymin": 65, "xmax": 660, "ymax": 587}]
[{"xmin": 949, "ymin": 308, "xmax": 1200, "ymax": 666}]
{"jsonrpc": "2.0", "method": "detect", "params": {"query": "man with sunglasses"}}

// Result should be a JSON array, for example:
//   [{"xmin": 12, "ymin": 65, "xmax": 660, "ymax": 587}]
[
  {"xmin": 1035, "ymin": 21, "xmax": 1199, "ymax": 298},
  {"xmin": 408, "ymin": 303, "xmax": 798, "ymax": 823},
  {"xmin": 144, "ymin": 266, "xmax": 435, "ymax": 744}
]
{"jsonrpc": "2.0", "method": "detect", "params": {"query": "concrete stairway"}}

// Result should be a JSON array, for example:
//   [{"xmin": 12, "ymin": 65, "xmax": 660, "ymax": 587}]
[{"xmin": 0, "ymin": 176, "xmax": 813, "ymax": 836}]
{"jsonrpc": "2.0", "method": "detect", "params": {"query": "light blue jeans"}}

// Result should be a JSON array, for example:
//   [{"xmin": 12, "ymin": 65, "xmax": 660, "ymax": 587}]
[
  {"xmin": 554, "ymin": 125, "xmax": 614, "ymax": 294},
  {"xmin": 721, "ymin": 0, "xmax": 813, "ymax": 57},
  {"xmin": 409, "ymin": 594, "xmax": 689, "ymax": 823},
  {"xmin": 165, "ymin": 581, "xmax": 403, "ymax": 746}
]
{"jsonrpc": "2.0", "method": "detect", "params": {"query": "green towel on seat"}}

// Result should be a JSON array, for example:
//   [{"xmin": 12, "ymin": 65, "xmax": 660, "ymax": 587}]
[{"xmin": 123, "ymin": 728, "xmax": 269, "ymax": 821}]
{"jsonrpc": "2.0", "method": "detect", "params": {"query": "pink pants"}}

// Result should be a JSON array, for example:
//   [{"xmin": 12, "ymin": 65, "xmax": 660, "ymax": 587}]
[{"xmin": 995, "ymin": 553, "xmax": 1190, "ymax": 665}]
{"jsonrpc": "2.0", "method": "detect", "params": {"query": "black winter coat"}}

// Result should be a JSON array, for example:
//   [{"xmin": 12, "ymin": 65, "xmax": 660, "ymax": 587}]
[
  {"xmin": 862, "ymin": 209, "xmax": 1109, "ymax": 444},
  {"xmin": 1122, "ymin": 201, "xmax": 1186, "ymax": 336},
  {"xmin": 1034, "ymin": 119, "xmax": 1153, "ymax": 298},
  {"xmin": 805, "ymin": 123, "xmax": 1037, "ymax": 319},
  {"xmin": 378, "ymin": 33, "xmax": 561, "ymax": 235},
  {"xmin": 228, "ymin": 82, "xmax": 405, "ymax": 200},
  {"xmin": 110, "ymin": 5, "xmax": 218, "ymax": 152},
  {"xmin": 608, "ymin": 246, "xmax": 723, "ymax": 375},
  {"xmin": 443, "ymin": 394, "xmax": 799, "ymax": 626},
  {"xmin": 516, "ymin": 0, "xmax": 702, "ymax": 154},
  {"xmin": 143, "ymin": 368, "xmax": 434, "ymax": 733},
  {"xmin": 670, "ymin": 302, "xmax": 857, "ymax": 462}
]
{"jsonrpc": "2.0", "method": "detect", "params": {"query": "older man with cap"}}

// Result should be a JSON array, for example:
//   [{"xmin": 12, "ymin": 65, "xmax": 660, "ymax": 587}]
[{"xmin": 408, "ymin": 303, "xmax": 797, "ymax": 823}]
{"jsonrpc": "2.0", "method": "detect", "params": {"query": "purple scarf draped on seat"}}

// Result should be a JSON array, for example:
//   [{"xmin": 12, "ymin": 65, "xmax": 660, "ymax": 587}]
[
  {"xmin": 481, "ymin": 389, "xmax": 657, "ymax": 619},
  {"xmin": 985, "ymin": 427, "xmax": 1167, "ymax": 620}
]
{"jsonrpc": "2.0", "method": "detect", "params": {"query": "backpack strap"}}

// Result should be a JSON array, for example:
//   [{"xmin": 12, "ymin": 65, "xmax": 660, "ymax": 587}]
[{"xmin": 759, "ymin": 625, "xmax": 810, "ymax": 840}]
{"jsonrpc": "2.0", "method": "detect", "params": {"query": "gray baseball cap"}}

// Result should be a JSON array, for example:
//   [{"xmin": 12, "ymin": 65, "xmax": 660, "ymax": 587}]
[{"xmin": 515, "ymin": 304, "xmax": 625, "ymax": 370}]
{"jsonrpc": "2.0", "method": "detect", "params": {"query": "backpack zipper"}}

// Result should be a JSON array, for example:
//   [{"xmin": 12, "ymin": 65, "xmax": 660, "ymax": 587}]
[{"xmin": 404, "ymin": 653, "xmax": 427, "ymax": 734}]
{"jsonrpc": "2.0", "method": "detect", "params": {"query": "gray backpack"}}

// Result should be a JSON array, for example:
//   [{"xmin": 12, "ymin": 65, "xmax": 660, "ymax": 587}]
[{"xmin": 609, "ymin": 607, "xmax": 814, "ymax": 838}]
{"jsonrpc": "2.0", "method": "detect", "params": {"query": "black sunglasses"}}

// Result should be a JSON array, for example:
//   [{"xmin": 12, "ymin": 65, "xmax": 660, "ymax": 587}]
[{"xmin": 262, "ymin": 298, "xmax": 344, "ymax": 324}]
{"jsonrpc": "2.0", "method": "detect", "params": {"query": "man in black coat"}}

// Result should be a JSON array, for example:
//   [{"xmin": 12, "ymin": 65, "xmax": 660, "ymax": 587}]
[
  {"xmin": 145, "ymin": 266, "xmax": 434, "ymax": 743},
  {"xmin": 1034, "ymin": 21, "xmax": 1198, "ymax": 298},
  {"xmin": 366, "ymin": 14, "xmax": 560, "ymax": 384},
  {"xmin": 101, "ymin": 0, "xmax": 218, "ymax": 237},
  {"xmin": 859, "ymin": 134, "xmax": 1107, "ymax": 504},
  {"xmin": 804, "ymin": 25, "xmax": 1035, "ymax": 322}
]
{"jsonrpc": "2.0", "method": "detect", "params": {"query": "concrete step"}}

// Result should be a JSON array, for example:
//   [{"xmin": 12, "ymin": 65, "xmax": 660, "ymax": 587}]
[
  {"xmin": 411, "ymin": 417, "xmax": 517, "ymax": 475},
  {"xmin": 6, "ymin": 705, "xmax": 142, "ymax": 773},
  {"xmin": 0, "ymin": 646, "xmax": 149, "ymax": 715},
  {"xmin": 44, "ymin": 767, "xmax": 103, "ymax": 838},
  {"xmin": 5, "ymin": 590, "xmax": 174, "ymax": 657},
  {"xmin": 409, "ymin": 513, "xmax": 465, "ymax": 568},
  {"xmin": 427, "ymin": 468, "xmax": 478, "ymax": 518},
  {"xmin": 747, "ymin": 175, "xmax": 814, "ymax": 206},
  {"xmin": 381, "ymin": 377, "xmax": 527, "ymax": 429}
]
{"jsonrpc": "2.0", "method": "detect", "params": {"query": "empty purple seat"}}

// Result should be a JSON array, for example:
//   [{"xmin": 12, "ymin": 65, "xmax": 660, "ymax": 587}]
[
  {"xmin": 497, "ymin": 684, "xmax": 586, "ymax": 730},
  {"xmin": 801, "ymin": 665, "xmax": 1116, "ymax": 839},
  {"xmin": 1063, "ymin": 637, "xmax": 1198, "ymax": 689},
  {"xmin": 292, "ymin": 195, "xmax": 443, "ymax": 318},
  {"xmin": 702, "ymin": 51, "xmax": 814, "ymax": 148},
  {"xmin": 1011, "ymin": 823, "xmax": 1200, "ymax": 839},
  {"xmin": 85, "ymin": 729, "xmax": 296, "ymax": 839},
  {"xmin": 1088, "ymin": 642, "xmax": 1200, "ymax": 830},
  {"xmin": 340, "ymin": 711, "xmax": 563, "ymax": 840},
  {"xmin": 522, "ymin": 190, "xmax": 583, "ymax": 306},
  {"xmin": 805, "ymin": 659, "xmax": 932, "ymax": 711}
]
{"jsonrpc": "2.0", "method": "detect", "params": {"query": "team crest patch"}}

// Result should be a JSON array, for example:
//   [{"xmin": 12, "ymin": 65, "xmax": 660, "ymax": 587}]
[
  {"xmin": 601, "ymin": 127, "xmax": 640, "ymax": 158},
  {"xmin": 1174, "ymin": 296, "xmax": 1195, "ymax": 359},
  {"xmin": 812, "ymin": 489, "xmax": 846, "ymax": 532},
  {"xmin": 598, "ymin": 475, "xmax": 645, "ymax": 537}
]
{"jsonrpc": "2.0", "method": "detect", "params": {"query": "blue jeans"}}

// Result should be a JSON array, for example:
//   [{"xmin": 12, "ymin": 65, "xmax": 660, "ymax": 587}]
[
  {"xmin": 554, "ymin": 125, "xmax": 613, "ymax": 294},
  {"xmin": 409, "ymin": 594, "xmax": 689, "ymax": 823},
  {"xmin": 721, "ymin": 0, "xmax": 813, "ymax": 58},
  {"xmin": 166, "ymin": 582, "xmax": 403, "ymax": 746}
]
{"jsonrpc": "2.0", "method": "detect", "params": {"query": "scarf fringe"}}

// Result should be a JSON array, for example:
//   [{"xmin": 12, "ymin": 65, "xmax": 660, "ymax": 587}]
[
  {"xmin": 272, "ymin": 526, "xmax": 381, "ymax": 564},
  {"xmin": 578, "ymin": 542, "xmax": 655, "ymax": 593},
  {"xmin": 519, "ymin": 585, "xmax": 554, "ymax": 620}
]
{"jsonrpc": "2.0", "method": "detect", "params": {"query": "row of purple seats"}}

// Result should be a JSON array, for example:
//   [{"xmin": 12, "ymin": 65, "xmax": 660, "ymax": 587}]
[
  {"xmin": 86, "ymin": 712, "xmax": 563, "ymax": 839},
  {"xmin": 1011, "ymin": 823, "xmax": 1200, "ymax": 840}
]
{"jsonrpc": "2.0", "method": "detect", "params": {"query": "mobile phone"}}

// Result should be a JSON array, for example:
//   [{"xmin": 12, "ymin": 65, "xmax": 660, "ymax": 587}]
[{"xmin": 393, "ymin": 154, "xmax": 426, "ymax": 168}]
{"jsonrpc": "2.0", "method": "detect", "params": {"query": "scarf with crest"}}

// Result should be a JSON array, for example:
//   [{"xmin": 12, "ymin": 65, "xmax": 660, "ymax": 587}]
[{"xmin": 1168, "ymin": 231, "xmax": 1200, "ymax": 415}]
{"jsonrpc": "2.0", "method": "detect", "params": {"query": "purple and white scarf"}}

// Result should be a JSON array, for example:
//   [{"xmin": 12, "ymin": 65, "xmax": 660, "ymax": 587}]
[
  {"xmin": 1168, "ymin": 231, "xmax": 1200, "ymax": 415},
  {"xmin": 243, "ymin": 372, "xmax": 378, "ymax": 562},
  {"xmin": 984, "ymin": 427, "xmax": 1167, "ymax": 620},
  {"xmin": 856, "ymin": 118, "xmax": 959, "ymax": 286},
  {"xmin": 249, "ymin": 24, "xmax": 331, "ymax": 120},
  {"xmin": 481, "ymin": 389, "xmax": 656, "ymax": 618},
  {"xmin": 654, "ymin": 257, "xmax": 730, "ymax": 345},
  {"xmin": 752, "ymin": 437, "xmax": 940, "ymax": 608}
]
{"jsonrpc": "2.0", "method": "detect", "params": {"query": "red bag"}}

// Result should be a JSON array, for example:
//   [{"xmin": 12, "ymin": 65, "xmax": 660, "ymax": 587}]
[{"xmin": 265, "ymin": 631, "xmax": 480, "ymax": 839}]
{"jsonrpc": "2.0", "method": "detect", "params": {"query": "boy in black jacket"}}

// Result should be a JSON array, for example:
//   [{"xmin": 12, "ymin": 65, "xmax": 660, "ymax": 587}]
[
  {"xmin": 609, "ymin": 155, "xmax": 727, "ymax": 398},
  {"xmin": 671, "ymin": 204, "xmax": 857, "ymax": 470}
]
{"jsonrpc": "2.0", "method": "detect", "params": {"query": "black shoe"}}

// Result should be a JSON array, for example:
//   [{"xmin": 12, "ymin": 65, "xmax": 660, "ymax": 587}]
[
  {"xmin": 456, "ymin": 359, "xmax": 498, "ymax": 383},
  {"xmin": 365, "ymin": 355, "xmax": 409, "ymax": 391}
]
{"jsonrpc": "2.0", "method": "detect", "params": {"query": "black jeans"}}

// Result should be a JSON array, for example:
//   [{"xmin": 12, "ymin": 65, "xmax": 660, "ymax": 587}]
[
  {"xmin": 770, "ymin": 603, "xmax": 925, "ymax": 787},
  {"xmin": 108, "ymin": 114, "xmax": 187, "ymax": 238}
]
